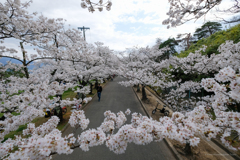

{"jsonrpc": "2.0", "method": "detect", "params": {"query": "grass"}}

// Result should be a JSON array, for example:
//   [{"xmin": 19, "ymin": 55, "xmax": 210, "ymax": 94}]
[
  {"xmin": 0, "ymin": 112, "xmax": 20, "ymax": 118},
  {"xmin": 224, "ymin": 131, "xmax": 240, "ymax": 157},
  {"xmin": 3, "ymin": 124, "xmax": 28, "ymax": 142},
  {"xmin": 216, "ymin": 130, "xmax": 240, "ymax": 157},
  {"xmin": 63, "ymin": 87, "xmax": 78, "ymax": 100},
  {"xmin": 2, "ymin": 81, "xmax": 108, "ymax": 141}
]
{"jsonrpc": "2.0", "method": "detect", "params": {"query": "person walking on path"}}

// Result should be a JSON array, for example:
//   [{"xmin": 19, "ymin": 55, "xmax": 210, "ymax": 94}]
[{"xmin": 97, "ymin": 84, "xmax": 102, "ymax": 101}]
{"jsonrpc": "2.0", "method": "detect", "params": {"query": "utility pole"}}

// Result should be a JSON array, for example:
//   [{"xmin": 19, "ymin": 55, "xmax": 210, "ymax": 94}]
[{"xmin": 78, "ymin": 26, "xmax": 90, "ymax": 41}]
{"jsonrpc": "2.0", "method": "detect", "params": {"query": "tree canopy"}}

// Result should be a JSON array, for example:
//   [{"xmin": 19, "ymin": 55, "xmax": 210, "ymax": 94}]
[
  {"xmin": 1, "ymin": 0, "xmax": 240, "ymax": 159},
  {"xmin": 158, "ymin": 38, "xmax": 178, "ymax": 60},
  {"xmin": 178, "ymin": 24, "xmax": 240, "ymax": 57},
  {"xmin": 194, "ymin": 22, "xmax": 222, "ymax": 41}
]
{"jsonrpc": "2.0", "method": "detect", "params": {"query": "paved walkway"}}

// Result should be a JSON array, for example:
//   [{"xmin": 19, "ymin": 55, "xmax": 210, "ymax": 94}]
[{"xmin": 54, "ymin": 76, "xmax": 176, "ymax": 160}]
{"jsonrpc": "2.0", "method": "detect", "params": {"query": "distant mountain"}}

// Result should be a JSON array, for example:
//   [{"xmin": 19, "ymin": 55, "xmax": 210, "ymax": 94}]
[{"xmin": 0, "ymin": 57, "xmax": 35, "ymax": 70}]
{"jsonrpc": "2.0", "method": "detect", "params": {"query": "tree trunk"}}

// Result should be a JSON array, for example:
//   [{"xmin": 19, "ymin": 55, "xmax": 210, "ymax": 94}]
[
  {"xmin": 237, "ymin": 103, "xmax": 240, "ymax": 112},
  {"xmin": 141, "ymin": 85, "xmax": 148, "ymax": 100},
  {"xmin": 81, "ymin": 80, "xmax": 87, "ymax": 86},
  {"xmin": 81, "ymin": 93, "xmax": 85, "ymax": 100},
  {"xmin": 76, "ymin": 92, "xmax": 80, "ymax": 99},
  {"xmin": 207, "ymin": 26, "xmax": 213, "ymax": 35},
  {"xmin": 56, "ymin": 94, "xmax": 63, "ymax": 121},
  {"xmin": 20, "ymin": 42, "xmax": 29, "ymax": 79},
  {"xmin": 184, "ymin": 142, "xmax": 192, "ymax": 155},
  {"xmin": 137, "ymin": 84, "xmax": 140, "ymax": 92},
  {"xmin": 186, "ymin": 33, "xmax": 191, "ymax": 50},
  {"xmin": 89, "ymin": 82, "xmax": 93, "ymax": 95},
  {"xmin": 95, "ymin": 79, "xmax": 98, "ymax": 89}
]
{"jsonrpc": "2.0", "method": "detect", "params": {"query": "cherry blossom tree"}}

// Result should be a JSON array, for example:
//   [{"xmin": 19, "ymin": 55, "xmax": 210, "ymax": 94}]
[
  {"xmin": 1, "ymin": 0, "xmax": 240, "ymax": 159},
  {"xmin": 80, "ymin": 0, "xmax": 112, "ymax": 12},
  {"xmin": 162, "ymin": 0, "xmax": 240, "ymax": 28},
  {"xmin": 117, "ymin": 44, "xmax": 171, "ymax": 101},
  {"xmin": 0, "ymin": 0, "xmax": 67, "ymax": 78},
  {"xmin": 118, "ymin": 39, "xmax": 240, "ymax": 153},
  {"xmin": 77, "ymin": 0, "xmax": 240, "ymax": 157},
  {"xmin": 0, "ymin": 0, "xmax": 116, "ymax": 155}
]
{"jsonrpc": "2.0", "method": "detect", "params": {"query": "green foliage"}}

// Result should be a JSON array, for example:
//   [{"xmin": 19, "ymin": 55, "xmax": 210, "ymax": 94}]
[
  {"xmin": 166, "ymin": 24, "xmax": 240, "ymax": 97},
  {"xmin": 0, "ymin": 69, "xmax": 25, "ymax": 80},
  {"xmin": 170, "ymin": 67, "xmax": 217, "ymax": 83},
  {"xmin": 156, "ymin": 38, "xmax": 178, "ymax": 61},
  {"xmin": 2, "ymin": 81, "xmax": 104, "ymax": 143},
  {"xmin": 194, "ymin": 21, "xmax": 222, "ymax": 40},
  {"xmin": 178, "ymin": 24, "xmax": 240, "ymax": 58},
  {"xmin": 62, "ymin": 87, "xmax": 77, "ymax": 100},
  {"xmin": 159, "ymin": 38, "xmax": 178, "ymax": 54},
  {"xmin": 11, "ymin": 112, "xmax": 20, "ymax": 116},
  {"xmin": 3, "ymin": 124, "xmax": 27, "ymax": 142},
  {"xmin": 0, "ymin": 112, "xmax": 20, "ymax": 118}
]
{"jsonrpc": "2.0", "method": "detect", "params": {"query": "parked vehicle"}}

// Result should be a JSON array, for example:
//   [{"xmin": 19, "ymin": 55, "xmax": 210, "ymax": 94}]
[{"xmin": 152, "ymin": 101, "xmax": 169, "ymax": 116}]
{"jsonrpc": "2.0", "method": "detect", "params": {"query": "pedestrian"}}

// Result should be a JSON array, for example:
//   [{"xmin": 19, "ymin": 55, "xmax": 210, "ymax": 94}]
[{"xmin": 97, "ymin": 84, "xmax": 102, "ymax": 101}]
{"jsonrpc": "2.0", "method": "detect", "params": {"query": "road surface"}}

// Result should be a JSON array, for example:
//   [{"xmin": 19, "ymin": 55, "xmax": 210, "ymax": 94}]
[{"xmin": 53, "ymin": 76, "xmax": 176, "ymax": 160}]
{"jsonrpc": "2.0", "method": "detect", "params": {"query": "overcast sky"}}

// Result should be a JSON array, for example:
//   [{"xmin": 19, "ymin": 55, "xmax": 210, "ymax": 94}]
[{"xmin": 4, "ymin": 0, "xmax": 237, "ymax": 54}]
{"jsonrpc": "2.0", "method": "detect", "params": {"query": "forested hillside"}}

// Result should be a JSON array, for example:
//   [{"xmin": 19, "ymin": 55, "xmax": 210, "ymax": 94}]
[{"xmin": 177, "ymin": 24, "xmax": 240, "ymax": 57}]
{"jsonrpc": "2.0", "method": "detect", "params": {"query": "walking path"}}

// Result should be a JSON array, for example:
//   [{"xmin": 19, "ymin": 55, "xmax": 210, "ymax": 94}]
[{"xmin": 54, "ymin": 76, "xmax": 176, "ymax": 160}]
